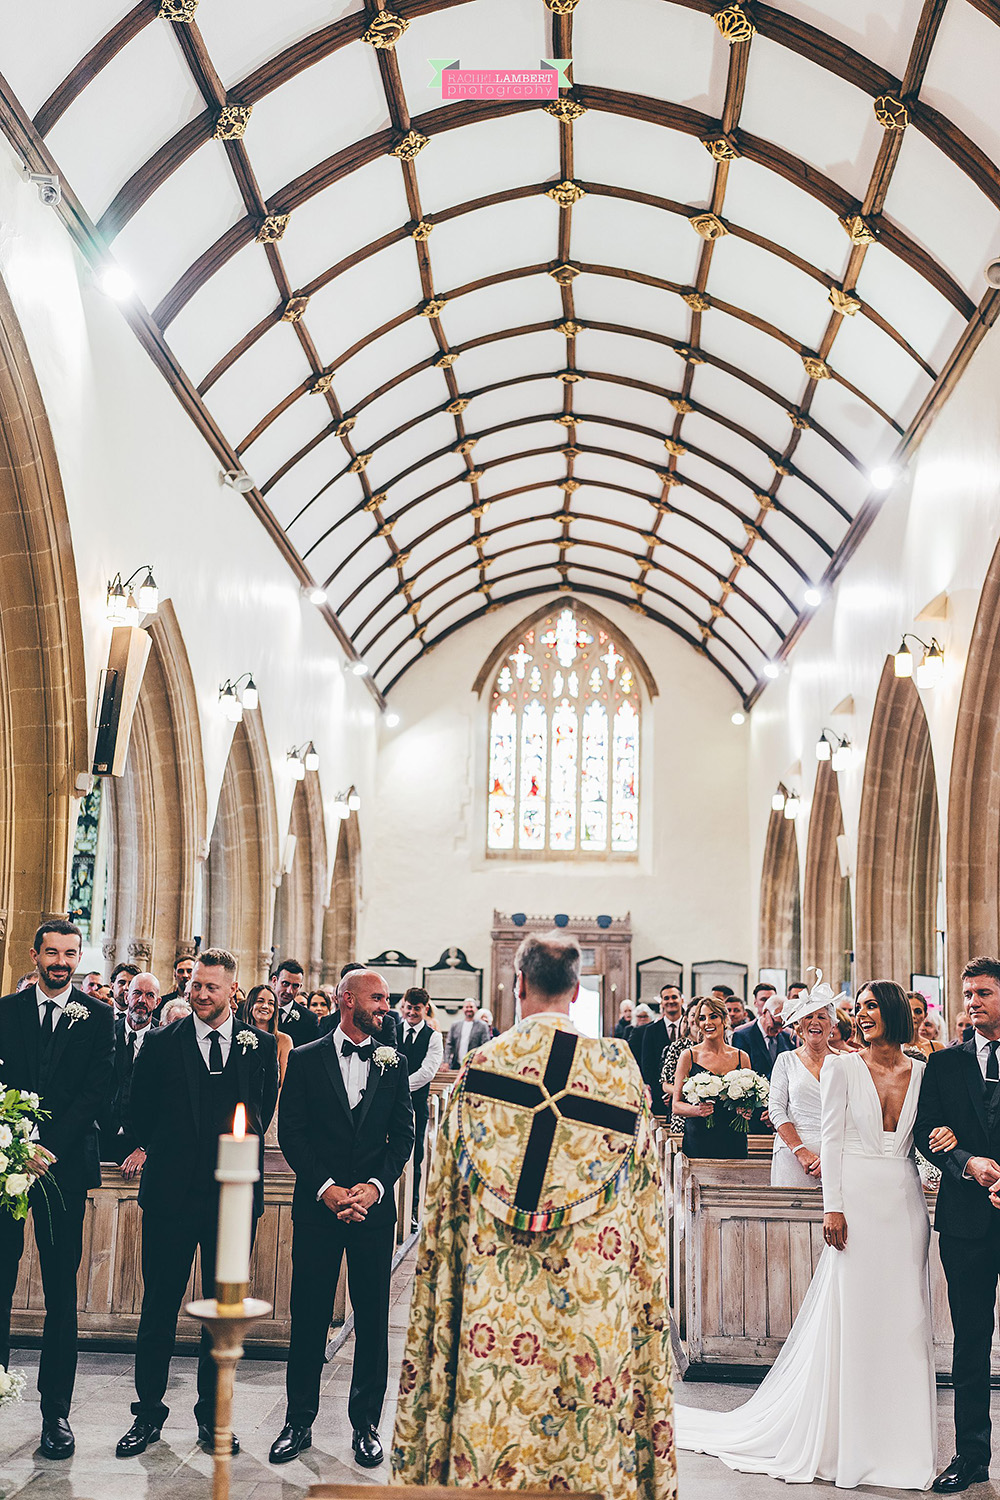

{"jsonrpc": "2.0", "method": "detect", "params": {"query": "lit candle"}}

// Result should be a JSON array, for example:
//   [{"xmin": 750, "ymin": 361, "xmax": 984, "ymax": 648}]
[{"xmin": 214, "ymin": 1103, "xmax": 259, "ymax": 1309}]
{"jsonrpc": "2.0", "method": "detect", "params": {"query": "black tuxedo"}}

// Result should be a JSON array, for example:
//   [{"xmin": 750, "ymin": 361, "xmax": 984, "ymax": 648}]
[
  {"xmin": 278, "ymin": 1002, "xmax": 319, "ymax": 1048},
  {"xmin": 731, "ymin": 1019, "xmax": 795, "ymax": 1079},
  {"xmin": 0, "ymin": 986, "xmax": 114, "ymax": 1420},
  {"xmin": 102, "ymin": 1016, "xmax": 155, "ymax": 1163},
  {"xmin": 639, "ymin": 1017, "xmax": 683, "ymax": 1113},
  {"xmin": 128, "ymin": 1016, "xmax": 279, "ymax": 1426},
  {"xmin": 916, "ymin": 1041, "xmax": 1000, "ymax": 1465},
  {"xmin": 278, "ymin": 1032, "xmax": 413, "ymax": 1430}
]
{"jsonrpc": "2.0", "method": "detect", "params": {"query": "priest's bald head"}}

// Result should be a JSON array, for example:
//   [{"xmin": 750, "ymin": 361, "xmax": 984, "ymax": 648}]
[{"xmin": 514, "ymin": 931, "xmax": 581, "ymax": 1016}]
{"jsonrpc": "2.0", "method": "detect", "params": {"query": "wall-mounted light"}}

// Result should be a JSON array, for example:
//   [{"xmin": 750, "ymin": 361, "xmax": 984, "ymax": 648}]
[
  {"xmin": 731, "ymin": 711, "xmax": 746, "ymax": 725},
  {"xmin": 804, "ymin": 586, "xmax": 823, "ymax": 608},
  {"xmin": 287, "ymin": 749, "xmax": 306, "ymax": 781},
  {"xmin": 106, "ymin": 565, "xmax": 158, "ymax": 625},
  {"xmin": 333, "ymin": 786, "xmax": 361, "ymax": 819},
  {"xmin": 347, "ymin": 786, "xmax": 361, "ymax": 811},
  {"xmin": 831, "ymin": 738, "xmax": 853, "ymax": 773},
  {"xmin": 99, "ymin": 264, "xmax": 134, "ymax": 301},
  {"xmin": 762, "ymin": 661, "xmax": 781, "ymax": 680},
  {"xmin": 350, "ymin": 660, "xmax": 370, "ymax": 677},
  {"xmin": 218, "ymin": 672, "xmax": 258, "ymax": 722},
  {"xmin": 870, "ymin": 465, "xmax": 897, "ymax": 492},
  {"xmin": 771, "ymin": 789, "xmax": 786, "ymax": 813},
  {"xmin": 302, "ymin": 585, "xmax": 327, "ymax": 606},
  {"xmin": 384, "ymin": 711, "xmax": 400, "ymax": 729},
  {"xmin": 784, "ymin": 791, "xmax": 801, "ymax": 819},
  {"xmin": 894, "ymin": 633, "xmax": 945, "ymax": 688},
  {"xmin": 816, "ymin": 727, "xmax": 850, "ymax": 764},
  {"xmin": 221, "ymin": 469, "xmax": 256, "ymax": 494}
]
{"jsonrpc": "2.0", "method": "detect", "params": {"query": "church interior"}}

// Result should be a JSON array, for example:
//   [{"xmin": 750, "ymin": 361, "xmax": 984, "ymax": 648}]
[{"xmin": 3, "ymin": 0, "xmax": 1000, "ymax": 1495}]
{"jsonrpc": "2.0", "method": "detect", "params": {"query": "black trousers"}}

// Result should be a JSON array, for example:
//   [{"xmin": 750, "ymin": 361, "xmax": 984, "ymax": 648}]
[
  {"xmin": 410, "ymin": 1097, "xmax": 429, "ymax": 1215},
  {"xmin": 285, "ymin": 1213, "xmax": 394, "ymax": 1431},
  {"xmin": 940, "ymin": 1221, "xmax": 1000, "ymax": 1464},
  {"xmin": 0, "ymin": 1180, "xmax": 85, "ymax": 1421},
  {"xmin": 133, "ymin": 1198, "xmax": 257, "ymax": 1427}
]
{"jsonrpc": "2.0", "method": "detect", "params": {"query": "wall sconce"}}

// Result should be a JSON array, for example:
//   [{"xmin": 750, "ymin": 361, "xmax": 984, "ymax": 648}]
[
  {"xmin": 106, "ymin": 565, "xmax": 158, "ymax": 625},
  {"xmin": 218, "ymin": 672, "xmax": 258, "ymax": 722},
  {"xmin": 771, "ymin": 788, "xmax": 786, "ymax": 813},
  {"xmin": 783, "ymin": 791, "xmax": 801, "ymax": 819},
  {"xmin": 817, "ymin": 728, "xmax": 851, "ymax": 767},
  {"xmin": 333, "ymin": 785, "xmax": 362, "ymax": 818},
  {"xmin": 894, "ymin": 633, "xmax": 945, "ymax": 688},
  {"xmin": 831, "ymin": 738, "xmax": 853, "ymax": 773}
]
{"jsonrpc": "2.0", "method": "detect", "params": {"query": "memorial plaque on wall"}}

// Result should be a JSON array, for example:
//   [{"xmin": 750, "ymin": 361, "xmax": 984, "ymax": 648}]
[
  {"xmin": 366, "ymin": 949, "xmax": 418, "ymax": 1003},
  {"xmin": 422, "ymin": 946, "xmax": 483, "ymax": 1015},
  {"xmin": 635, "ymin": 955, "xmax": 684, "ymax": 1011},
  {"xmin": 691, "ymin": 958, "xmax": 748, "ymax": 1002}
]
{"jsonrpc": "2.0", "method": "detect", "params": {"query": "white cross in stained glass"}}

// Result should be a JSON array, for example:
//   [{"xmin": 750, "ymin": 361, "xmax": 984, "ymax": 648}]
[
  {"xmin": 510, "ymin": 643, "xmax": 533, "ymax": 679},
  {"xmin": 601, "ymin": 643, "xmax": 624, "ymax": 681},
  {"xmin": 540, "ymin": 608, "xmax": 593, "ymax": 668}
]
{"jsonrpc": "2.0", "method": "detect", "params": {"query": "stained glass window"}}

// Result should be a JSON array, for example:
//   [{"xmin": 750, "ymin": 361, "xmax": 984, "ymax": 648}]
[
  {"xmin": 487, "ymin": 606, "xmax": 641, "ymax": 856},
  {"xmin": 68, "ymin": 784, "xmax": 103, "ymax": 940}
]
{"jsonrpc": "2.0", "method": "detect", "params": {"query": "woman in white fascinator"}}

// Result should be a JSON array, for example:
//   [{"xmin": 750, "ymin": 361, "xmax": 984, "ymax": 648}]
[{"xmin": 768, "ymin": 970, "xmax": 838, "ymax": 1188}]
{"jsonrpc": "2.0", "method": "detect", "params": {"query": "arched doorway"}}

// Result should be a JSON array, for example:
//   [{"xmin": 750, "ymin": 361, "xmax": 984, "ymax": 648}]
[
  {"xmin": 103, "ymin": 601, "xmax": 207, "ymax": 979},
  {"xmin": 855, "ymin": 660, "xmax": 940, "ymax": 985},
  {"xmin": 322, "ymin": 812, "xmax": 361, "ymax": 984},
  {"xmin": 202, "ymin": 712, "xmax": 278, "ymax": 985},
  {"xmin": 758, "ymin": 809, "xmax": 802, "ymax": 981},
  {"xmin": 0, "ymin": 275, "xmax": 87, "ymax": 984},
  {"xmin": 272, "ymin": 772, "xmax": 327, "ymax": 985},
  {"xmin": 803, "ymin": 761, "xmax": 853, "ymax": 994}
]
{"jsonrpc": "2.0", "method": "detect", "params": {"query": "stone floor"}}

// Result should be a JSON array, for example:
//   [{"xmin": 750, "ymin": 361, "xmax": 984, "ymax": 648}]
[{"xmin": 0, "ymin": 1254, "xmax": 994, "ymax": 1500}]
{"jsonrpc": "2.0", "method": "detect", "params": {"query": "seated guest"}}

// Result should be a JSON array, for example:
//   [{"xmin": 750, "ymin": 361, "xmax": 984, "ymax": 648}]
[
  {"xmin": 272, "ymin": 958, "xmax": 318, "ymax": 1047},
  {"xmin": 639, "ymin": 984, "xmax": 685, "ymax": 1112},
  {"xmin": 732, "ymin": 992, "xmax": 794, "ymax": 1079},
  {"xmin": 105, "ymin": 973, "xmax": 160, "ymax": 1177},
  {"xmin": 160, "ymin": 999, "xmax": 191, "ymax": 1026},
  {"xmin": 768, "ymin": 984, "xmax": 837, "ymax": 1186},
  {"xmin": 152, "ymin": 954, "xmax": 194, "ymax": 1022},
  {"xmin": 446, "ymin": 998, "xmax": 490, "ymax": 1068},
  {"xmin": 627, "ymin": 1003, "xmax": 653, "ymax": 1064},
  {"xmin": 613, "ymin": 998, "xmax": 633, "ymax": 1038},
  {"xmin": 832, "ymin": 1006, "xmax": 862, "ymax": 1052},
  {"xmin": 672, "ymin": 998, "xmax": 752, "ymax": 1159},
  {"xmin": 307, "ymin": 991, "xmax": 331, "ymax": 1020}
]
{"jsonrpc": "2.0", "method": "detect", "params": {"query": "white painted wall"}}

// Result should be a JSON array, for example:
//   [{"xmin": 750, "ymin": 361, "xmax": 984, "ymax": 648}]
[
  {"xmin": 0, "ymin": 138, "xmax": 379, "ymax": 896},
  {"xmin": 364, "ymin": 596, "xmax": 751, "ymax": 995},
  {"xmin": 745, "ymin": 317, "xmax": 1000, "ymax": 993}
]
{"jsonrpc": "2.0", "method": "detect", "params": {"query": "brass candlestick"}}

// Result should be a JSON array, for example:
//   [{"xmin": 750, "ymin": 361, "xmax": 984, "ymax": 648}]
[{"xmin": 185, "ymin": 1293, "xmax": 272, "ymax": 1500}]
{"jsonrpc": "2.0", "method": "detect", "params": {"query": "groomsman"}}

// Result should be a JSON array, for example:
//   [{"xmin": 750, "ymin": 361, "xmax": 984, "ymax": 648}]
[
  {"xmin": 273, "ymin": 958, "xmax": 319, "ymax": 1047},
  {"xmin": 270, "ymin": 967, "xmax": 413, "ymax": 1467},
  {"xmin": 0, "ymin": 920, "xmax": 115, "ymax": 1458},
  {"xmin": 103, "ymin": 972, "xmax": 159, "ymax": 1174},
  {"xmin": 639, "ymin": 984, "xmax": 685, "ymax": 1113},
  {"xmin": 399, "ymin": 988, "xmax": 444, "ymax": 1229},
  {"xmin": 115, "ymin": 948, "xmax": 278, "ymax": 1458}
]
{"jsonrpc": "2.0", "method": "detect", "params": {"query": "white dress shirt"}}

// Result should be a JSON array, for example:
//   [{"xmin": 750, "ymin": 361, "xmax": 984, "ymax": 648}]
[
  {"xmin": 317, "ymin": 1026, "xmax": 384, "ymax": 1203},
  {"xmin": 403, "ymin": 1021, "xmax": 444, "ymax": 1092},
  {"xmin": 458, "ymin": 1018, "xmax": 475, "ymax": 1062},
  {"xmin": 193, "ymin": 1011, "xmax": 233, "ymax": 1069},
  {"xmin": 125, "ymin": 1022, "xmax": 150, "ymax": 1057},
  {"xmin": 973, "ymin": 1031, "xmax": 1000, "ymax": 1079},
  {"xmin": 35, "ymin": 982, "xmax": 72, "ymax": 1026}
]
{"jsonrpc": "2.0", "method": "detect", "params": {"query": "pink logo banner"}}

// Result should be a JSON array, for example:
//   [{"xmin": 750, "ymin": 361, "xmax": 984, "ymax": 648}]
[{"xmin": 429, "ymin": 59, "xmax": 571, "ymax": 100}]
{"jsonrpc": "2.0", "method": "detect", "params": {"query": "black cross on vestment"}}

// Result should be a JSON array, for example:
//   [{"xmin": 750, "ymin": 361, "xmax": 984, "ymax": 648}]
[{"xmin": 463, "ymin": 1028, "xmax": 639, "ymax": 1213}]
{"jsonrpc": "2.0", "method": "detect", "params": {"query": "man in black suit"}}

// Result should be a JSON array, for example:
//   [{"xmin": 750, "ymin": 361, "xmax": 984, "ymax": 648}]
[
  {"xmin": 102, "ymin": 971, "xmax": 159, "ymax": 1174},
  {"xmin": 916, "ymin": 956, "xmax": 1000, "ymax": 1493},
  {"xmin": 639, "ymin": 984, "xmax": 685, "ymax": 1113},
  {"xmin": 273, "ymin": 957, "xmax": 319, "ymax": 1047},
  {"xmin": 0, "ymin": 919, "xmax": 115, "ymax": 1459},
  {"xmin": 399, "ymin": 988, "xmax": 444, "ymax": 1230},
  {"xmin": 115, "ymin": 948, "xmax": 278, "ymax": 1458},
  {"xmin": 109, "ymin": 961, "xmax": 140, "ymax": 1019},
  {"xmin": 270, "ymin": 967, "xmax": 413, "ymax": 1468},
  {"xmin": 151, "ymin": 952, "xmax": 194, "ymax": 1022},
  {"xmin": 732, "ymin": 989, "xmax": 793, "ymax": 1079}
]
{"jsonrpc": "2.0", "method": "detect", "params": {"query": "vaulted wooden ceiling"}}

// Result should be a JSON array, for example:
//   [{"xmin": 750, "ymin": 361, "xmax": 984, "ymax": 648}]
[{"xmin": 2, "ymin": 0, "xmax": 1000, "ymax": 706}]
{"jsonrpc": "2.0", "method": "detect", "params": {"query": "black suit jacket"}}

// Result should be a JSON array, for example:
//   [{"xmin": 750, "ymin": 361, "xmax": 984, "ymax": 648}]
[
  {"xmin": 0, "ymin": 986, "xmax": 115, "ymax": 1193},
  {"xmin": 102, "ymin": 1015, "xmax": 157, "ymax": 1160},
  {"xmin": 639, "ymin": 1018, "xmax": 684, "ymax": 1112},
  {"xmin": 731, "ymin": 1019, "xmax": 795, "ymax": 1079},
  {"xmin": 278, "ymin": 1004, "xmax": 319, "ymax": 1048},
  {"xmin": 131, "ymin": 1016, "xmax": 279, "ymax": 1216},
  {"xmin": 278, "ymin": 1033, "xmax": 414, "ymax": 1228},
  {"xmin": 915, "ymin": 1040, "xmax": 1000, "ymax": 1241}
]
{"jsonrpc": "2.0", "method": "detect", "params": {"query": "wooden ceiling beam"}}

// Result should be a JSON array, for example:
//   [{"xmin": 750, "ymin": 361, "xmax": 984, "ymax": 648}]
[{"xmin": 33, "ymin": 1, "xmax": 158, "ymax": 138}]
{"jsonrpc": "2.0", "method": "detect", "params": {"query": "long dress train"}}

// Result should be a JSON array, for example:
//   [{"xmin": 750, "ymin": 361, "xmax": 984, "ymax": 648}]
[{"xmin": 675, "ymin": 1051, "xmax": 937, "ymax": 1490}]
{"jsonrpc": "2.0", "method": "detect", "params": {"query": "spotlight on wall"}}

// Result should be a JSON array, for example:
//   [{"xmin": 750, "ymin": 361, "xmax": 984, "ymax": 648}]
[
  {"xmin": 804, "ymin": 586, "xmax": 823, "ymax": 608},
  {"xmin": 106, "ymin": 565, "xmax": 158, "ymax": 624},
  {"xmin": 784, "ymin": 791, "xmax": 801, "ymax": 820},
  {"xmin": 350, "ymin": 660, "xmax": 370, "ymax": 677},
  {"xmin": 218, "ymin": 672, "xmax": 258, "ymax": 721},
  {"xmin": 731, "ymin": 711, "xmax": 746, "ymax": 726},
  {"xmin": 99, "ymin": 265, "xmax": 135, "ymax": 301},
  {"xmin": 303, "ymin": 585, "xmax": 328, "ymax": 606},
  {"xmin": 762, "ymin": 661, "xmax": 781, "ymax": 680},
  {"xmin": 771, "ymin": 789, "xmax": 786, "ymax": 813},
  {"xmin": 870, "ymin": 465, "xmax": 897, "ymax": 492},
  {"xmin": 221, "ymin": 470, "xmax": 257, "ymax": 494},
  {"xmin": 894, "ymin": 633, "xmax": 945, "ymax": 688},
  {"xmin": 384, "ymin": 711, "xmax": 400, "ymax": 728}
]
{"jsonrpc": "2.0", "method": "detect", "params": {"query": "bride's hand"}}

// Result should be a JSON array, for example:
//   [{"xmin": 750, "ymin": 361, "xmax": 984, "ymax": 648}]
[
  {"xmin": 823, "ymin": 1212, "xmax": 847, "ymax": 1251},
  {"xmin": 693, "ymin": 1102, "xmax": 714, "ymax": 1118},
  {"xmin": 928, "ymin": 1127, "xmax": 958, "ymax": 1153}
]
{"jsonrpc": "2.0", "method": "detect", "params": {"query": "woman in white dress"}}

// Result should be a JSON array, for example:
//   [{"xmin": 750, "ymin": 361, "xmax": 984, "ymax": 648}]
[
  {"xmin": 769, "ymin": 984, "xmax": 838, "ymax": 1188},
  {"xmin": 676, "ymin": 979, "xmax": 958, "ymax": 1490}
]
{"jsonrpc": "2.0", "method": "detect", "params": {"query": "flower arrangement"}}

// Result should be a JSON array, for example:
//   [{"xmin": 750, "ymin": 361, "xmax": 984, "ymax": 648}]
[
  {"xmin": 236, "ymin": 1030, "xmax": 258, "ymax": 1051},
  {"xmin": 373, "ymin": 1045, "xmax": 399, "ymax": 1073},
  {"xmin": 0, "ymin": 1365, "xmax": 25, "ymax": 1409},
  {"xmin": 682, "ymin": 1067, "xmax": 770, "ymax": 1131},
  {"xmin": 63, "ymin": 1000, "xmax": 89, "ymax": 1029}
]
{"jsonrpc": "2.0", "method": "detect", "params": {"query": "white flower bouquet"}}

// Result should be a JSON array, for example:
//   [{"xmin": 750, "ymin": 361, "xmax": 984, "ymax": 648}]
[
  {"xmin": 0, "ymin": 1365, "xmax": 26, "ymax": 1408},
  {"xmin": 0, "ymin": 1074, "xmax": 54, "ymax": 1221},
  {"xmin": 682, "ymin": 1067, "xmax": 770, "ymax": 1131}
]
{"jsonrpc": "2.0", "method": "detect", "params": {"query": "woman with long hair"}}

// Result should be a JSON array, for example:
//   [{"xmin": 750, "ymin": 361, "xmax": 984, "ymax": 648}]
[
  {"xmin": 241, "ymin": 985, "xmax": 292, "ymax": 1150},
  {"xmin": 672, "ymin": 996, "xmax": 752, "ymax": 1161}
]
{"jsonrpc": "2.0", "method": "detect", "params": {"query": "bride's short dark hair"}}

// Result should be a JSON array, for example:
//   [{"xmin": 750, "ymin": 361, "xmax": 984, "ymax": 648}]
[{"xmin": 856, "ymin": 980, "xmax": 914, "ymax": 1046}]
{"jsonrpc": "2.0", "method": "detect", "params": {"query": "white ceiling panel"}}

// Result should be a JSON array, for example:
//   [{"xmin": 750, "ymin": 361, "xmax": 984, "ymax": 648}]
[
  {"xmin": 575, "ymin": 0, "xmax": 723, "ymax": 113},
  {"xmin": 334, "ymin": 317, "xmax": 442, "ymax": 414},
  {"xmin": 279, "ymin": 158, "xmax": 413, "ymax": 292},
  {"xmin": 431, "ymin": 196, "xmax": 557, "ymax": 287},
  {"xmin": 395, "ymin": 0, "xmax": 548, "ymax": 111},
  {"xmin": 920, "ymin": 1, "xmax": 1000, "ymax": 171},
  {"xmin": 415, "ymin": 113, "xmax": 560, "ymax": 216},
  {"xmin": 883, "ymin": 129, "xmax": 1000, "ymax": 297},
  {"xmin": 307, "ymin": 239, "xmax": 425, "ymax": 367},
  {"xmin": 572, "ymin": 271, "xmax": 694, "ymax": 342},
  {"xmin": 205, "ymin": 324, "xmax": 313, "ymax": 450},
  {"xmin": 443, "ymin": 274, "xmax": 561, "ymax": 346},
  {"xmin": 724, "ymin": 160, "xmax": 850, "ymax": 284},
  {"xmin": 573, "ymin": 111, "xmax": 716, "ymax": 207},
  {"xmin": 457, "ymin": 331, "xmax": 566, "ymax": 393},
  {"xmin": 575, "ymin": 328, "xmax": 685, "ymax": 390},
  {"xmin": 3, "ymin": 0, "xmax": 138, "ymax": 118},
  {"xmin": 197, "ymin": 0, "xmax": 362, "ymax": 90},
  {"xmin": 767, "ymin": 0, "xmax": 921, "ymax": 78},
  {"xmin": 166, "ymin": 242, "xmax": 281, "ymax": 385},
  {"xmin": 241, "ymin": 392, "xmax": 331, "ymax": 489},
  {"xmin": 707, "ymin": 237, "xmax": 830, "ymax": 353}
]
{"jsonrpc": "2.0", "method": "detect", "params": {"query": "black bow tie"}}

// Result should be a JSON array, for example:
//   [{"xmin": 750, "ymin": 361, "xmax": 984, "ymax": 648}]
[{"xmin": 342, "ymin": 1039, "xmax": 373, "ymax": 1061}]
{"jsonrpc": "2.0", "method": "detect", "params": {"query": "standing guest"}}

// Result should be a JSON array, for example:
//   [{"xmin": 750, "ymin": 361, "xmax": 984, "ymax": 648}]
[
  {"xmin": 151, "ymin": 954, "xmax": 194, "ymax": 1021},
  {"xmin": 951, "ymin": 1006, "xmax": 973, "ymax": 1047},
  {"xmin": 243, "ymin": 985, "xmax": 292, "ymax": 1085},
  {"xmin": 110, "ymin": 963, "xmax": 140, "ymax": 1017},
  {"xmin": 273, "ymin": 958, "xmax": 318, "ymax": 1047},
  {"xmin": 673, "ymin": 998, "xmax": 752, "ymax": 1160},
  {"xmin": 752, "ymin": 981, "xmax": 777, "ymax": 1011},
  {"xmin": 14, "ymin": 972, "xmax": 39, "ymax": 992},
  {"xmin": 115, "ymin": 949, "xmax": 278, "ymax": 1458},
  {"xmin": 833, "ymin": 1007, "xmax": 862, "ymax": 1052},
  {"xmin": 270, "ymin": 968, "xmax": 413, "ymax": 1468},
  {"xmin": 786, "ymin": 981, "xmax": 808, "ymax": 1006},
  {"xmin": 446, "ymin": 998, "xmax": 490, "ymax": 1068},
  {"xmin": 0, "ymin": 920, "xmax": 115, "ymax": 1460},
  {"xmin": 392, "ymin": 931, "xmax": 677, "ymax": 1500},
  {"xmin": 477, "ymin": 1007, "xmax": 498, "ymax": 1038},
  {"xmin": 711, "ymin": 984, "xmax": 735, "ymax": 1003},
  {"xmin": 627, "ymin": 1002, "xmax": 654, "ymax": 1064},
  {"xmin": 725, "ymin": 995, "xmax": 750, "ymax": 1031},
  {"xmin": 640, "ymin": 985, "xmax": 685, "ymax": 1113},
  {"xmin": 732, "ymin": 993, "xmax": 794, "ymax": 1079},
  {"xmin": 917, "ymin": 1011, "xmax": 945, "ymax": 1056},
  {"xmin": 307, "ymin": 990, "xmax": 331, "ymax": 1020},
  {"xmin": 160, "ymin": 999, "xmax": 191, "ymax": 1025},
  {"xmin": 104, "ymin": 972, "xmax": 160, "ymax": 1176},
  {"xmin": 80, "ymin": 972, "xmax": 103, "ymax": 999},
  {"xmin": 232, "ymin": 986, "xmax": 246, "ymax": 1014},
  {"xmin": 98, "ymin": 984, "xmax": 113, "ymax": 1004},
  {"xmin": 768, "ymin": 984, "xmax": 838, "ymax": 1186},
  {"xmin": 613, "ymin": 998, "xmax": 633, "ymax": 1038},
  {"xmin": 399, "ymin": 988, "xmax": 444, "ymax": 1231}
]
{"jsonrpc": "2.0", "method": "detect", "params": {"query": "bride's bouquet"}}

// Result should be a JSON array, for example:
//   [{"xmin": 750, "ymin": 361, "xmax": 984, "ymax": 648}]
[{"xmin": 682, "ymin": 1067, "xmax": 770, "ymax": 1131}]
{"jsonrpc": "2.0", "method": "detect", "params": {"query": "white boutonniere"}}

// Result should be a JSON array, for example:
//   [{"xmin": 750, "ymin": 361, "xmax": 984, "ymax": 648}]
[
  {"xmin": 286, "ymin": 1007, "xmax": 300, "ymax": 1022},
  {"xmin": 64, "ymin": 1001, "xmax": 89, "ymax": 1029},
  {"xmin": 236, "ymin": 1030, "xmax": 258, "ymax": 1052},
  {"xmin": 373, "ymin": 1045, "xmax": 399, "ymax": 1073}
]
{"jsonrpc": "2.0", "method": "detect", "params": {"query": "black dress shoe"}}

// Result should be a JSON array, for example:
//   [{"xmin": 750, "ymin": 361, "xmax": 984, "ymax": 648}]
[
  {"xmin": 353, "ymin": 1424, "xmax": 384, "ymax": 1467},
  {"xmin": 116, "ymin": 1418, "xmax": 161, "ymax": 1457},
  {"xmin": 39, "ymin": 1418, "xmax": 75, "ymax": 1460},
  {"xmin": 269, "ymin": 1423, "xmax": 312, "ymax": 1463},
  {"xmin": 933, "ymin": 1456, "xmax": 991, "ymax": 1492},
  {"xmin": 197, "ymin": 1423, "xmax": 239, "ymax": 1455}
]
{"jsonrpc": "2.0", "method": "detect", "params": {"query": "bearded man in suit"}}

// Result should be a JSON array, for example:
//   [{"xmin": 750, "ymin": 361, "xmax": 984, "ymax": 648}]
[
  {"xmin": 269, "ymin": 967, "xmax": 413, "ymax": 1468},
  {"xmin": 273, "ymin": 958, "xmax": 319, "ymax": 1047},
  {"xmin": 103, "ymin": 971, "xmax": 159, "ymax": 1175},
  {"xmin": 445, "ymin": 998, "xmax": 490, "ymax": 1068},
  {"xmin": 0, "ymin": 919, "xmax": 115, "ymax": 1459}
]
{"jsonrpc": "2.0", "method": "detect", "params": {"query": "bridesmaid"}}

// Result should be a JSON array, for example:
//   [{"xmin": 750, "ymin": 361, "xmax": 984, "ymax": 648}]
[{"xmin": 672, "ymin": 997, "xmax": 752, "ymax": 1160}]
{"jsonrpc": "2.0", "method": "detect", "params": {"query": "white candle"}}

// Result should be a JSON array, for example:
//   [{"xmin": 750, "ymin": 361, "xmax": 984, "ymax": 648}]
[{"xmin": 215, "ymin": 1104, "xmax": 259, "ymax": 1292}]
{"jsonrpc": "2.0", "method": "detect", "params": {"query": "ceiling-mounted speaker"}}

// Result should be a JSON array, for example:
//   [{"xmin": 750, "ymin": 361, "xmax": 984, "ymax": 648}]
[
  {"xmin": 985, "ymin": 259, "xmax": 1000, "ymax": 288},
  {"xmin": 92, "ymin": 625, "xmax": 151, "ymax": 775}
]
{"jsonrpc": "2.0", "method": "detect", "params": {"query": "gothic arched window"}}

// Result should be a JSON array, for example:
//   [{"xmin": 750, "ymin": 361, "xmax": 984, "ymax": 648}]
[{"xmin": 486, "ymin": 604, "xmax": 642, "ymax": 858}]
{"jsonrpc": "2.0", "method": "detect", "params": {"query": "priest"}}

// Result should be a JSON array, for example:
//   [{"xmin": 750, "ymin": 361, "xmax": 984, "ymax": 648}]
[{"xmin": 392, "ymin": 931, "xmax": 677, "ymax": 1500}]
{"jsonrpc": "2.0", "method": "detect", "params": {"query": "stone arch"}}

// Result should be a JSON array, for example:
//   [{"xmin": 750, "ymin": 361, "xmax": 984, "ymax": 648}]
[
  {"xmin": 758, "ymin": 809, "xmax": 802, "ymax": 980},
  {"xmin": 272, "ymin": 770, "xmax": 328, "ymax": 986},
  {"xmin": 202, "ymin": 710, "xmax": 279, "ymax": 985},
  {"xmin": 948, "ymin": 535, "xmax": 1000, "ymax": 979},
  {"xmin": 322, "ymin": 811, "xmax": 361, "ymax": 985},
  {"xmin": 103, "ymin": 600, "xmax": 208, "ymax": 979},
  {"xmin": 802, "ymin": 760, "xmax": 852, "ymax": 993},
  {"xmin": 0, "ymin": 273, "xmax": 88, "ymax": 984},
  {"xmin": 855, "ymin": 659, "xmax": 940, "ymax": 985}
]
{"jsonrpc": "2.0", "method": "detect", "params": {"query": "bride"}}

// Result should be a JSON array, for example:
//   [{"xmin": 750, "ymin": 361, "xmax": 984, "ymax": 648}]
[{"xmin": 675, "ymin": 979, "xmax": 956, "ymax": 1490}]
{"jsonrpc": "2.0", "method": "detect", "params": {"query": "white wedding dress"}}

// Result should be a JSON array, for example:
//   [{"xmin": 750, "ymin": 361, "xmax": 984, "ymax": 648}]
[{"xmin": 676, "ymin": 1051, "xmax": 937, "ymax": 1490}]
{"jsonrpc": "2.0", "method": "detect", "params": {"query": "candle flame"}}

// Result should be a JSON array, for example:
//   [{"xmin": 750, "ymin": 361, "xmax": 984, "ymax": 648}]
[{"xmin": 233, "ymin": 1103, "xmax": 246, "ymax": 1139}]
